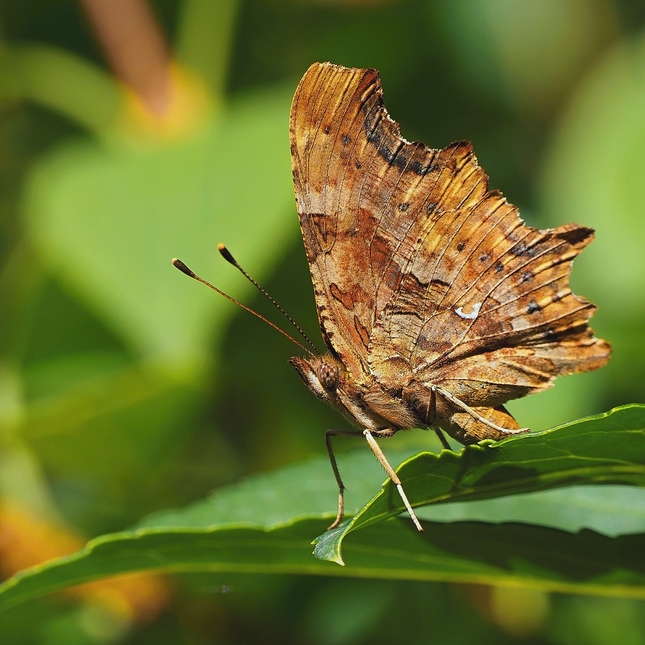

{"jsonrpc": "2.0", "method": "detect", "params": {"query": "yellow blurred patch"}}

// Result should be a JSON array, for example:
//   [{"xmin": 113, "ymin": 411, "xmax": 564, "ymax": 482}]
[
  {"xmin": 0, "ymin": 502, "xmax": 170, "ymax": 622},
  {"xmin": 117, "ymin": 62, "xmax": 213, "ymax": 144}
]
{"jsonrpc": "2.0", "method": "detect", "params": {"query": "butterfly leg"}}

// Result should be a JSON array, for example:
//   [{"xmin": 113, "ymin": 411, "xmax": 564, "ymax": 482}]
[
  {"xmin": 363, "ymin": 429, "xmax": 423, "ymax": 532},
  {"xmin": 434, "ymin": 429, "xmax": 451, "ymax": 450},
  {"xmin": 325, "ymin": 428, "xmax": 366, "ymax": 530},
  {"xmin": 432, "ymin": 386, "xmax": 529, "ymax": 435}
]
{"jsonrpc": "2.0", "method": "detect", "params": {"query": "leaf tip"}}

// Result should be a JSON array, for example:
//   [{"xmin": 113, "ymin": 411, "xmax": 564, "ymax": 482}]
[{"xmin": 312, "ymin": 523, "xmax": 348, "ymax": 564}]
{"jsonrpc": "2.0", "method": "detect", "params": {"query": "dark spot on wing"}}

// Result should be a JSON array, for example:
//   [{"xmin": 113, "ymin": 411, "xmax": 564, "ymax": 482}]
[
  {"xmin": 426, "ymin": 202, "xmax": 436, "ymax": 214},
  {"xmin": 495, "ymin": 262, "xmax": 504, "ymax": 273},
  {"xmin": 398, "ymin": 202, "xmax": 410, "ymax": 212},
  {"xmin": 341, "ymin": 134, "xmax": 351, "ymax": 146},
  {"xmin": 362, "ymin": 109, "xmax": 437, "ymax": 176},
  {"xmin": 389, "ymin": 385, "xmax": 403, "ymax": 399},
  {"xmin": 408, "ymin": 271, "xmax": 450, "ymax": 289},
  {"xmin": 521, "ymin": 271, "xmax": 533, "ymax": 283},
  {"xmin": 355, "ymin": 159, "xmax": 362, "ymax": 169},
  {"xmin": 389, "ymin": 309, "xmax": 422, "ymax": 320},
  {"xmin": 457, "ymin": 242, "xmax": 465, "ymax": 252},
  {"xmin": 303, "ymin": 212, "xmax": 329, "ymax": 244},
  {"xmin": 511, "ymin": 242, "xmax": 539, "ymax": 258},
  {"xmin": 527, "ymin": 301, "xmax": 541, "ymax": 314},
  {"xmin": 354, "ymin": 315, "xmax": 370, "ymax": 348},
  {"xmin": 551, "ymin": 290, "xmax": 565, "ymax": 303}
]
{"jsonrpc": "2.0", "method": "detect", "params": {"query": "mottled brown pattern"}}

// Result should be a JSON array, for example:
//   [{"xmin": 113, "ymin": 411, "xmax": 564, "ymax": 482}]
[
  {"xmin": 290, "ymin": 61, "xmax": 611, "ymax": 442},
  {"xmin": 289, "ymin": 63, "xmax": 611, "ymax": 526}
]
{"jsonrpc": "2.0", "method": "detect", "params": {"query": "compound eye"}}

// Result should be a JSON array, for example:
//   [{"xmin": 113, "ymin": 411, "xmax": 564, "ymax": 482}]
[{"xmin": 319, "ymin": 361, "xmax": 339, "ymax": 390}]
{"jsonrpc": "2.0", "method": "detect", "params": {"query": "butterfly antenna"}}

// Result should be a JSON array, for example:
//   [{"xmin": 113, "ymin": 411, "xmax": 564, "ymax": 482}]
[
  {"xmin": 217, "ymin": 243, "xmax": 320, "ymax": 355},
  {"xmin": 172, "ymin": 258, "xmax": 315, "ymax": 356}
]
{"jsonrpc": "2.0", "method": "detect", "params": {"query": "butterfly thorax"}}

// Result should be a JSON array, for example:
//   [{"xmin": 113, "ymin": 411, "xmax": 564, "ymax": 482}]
[{"xmin": 290, "ymin": 351, "xmax": 535, "ymax": 445}]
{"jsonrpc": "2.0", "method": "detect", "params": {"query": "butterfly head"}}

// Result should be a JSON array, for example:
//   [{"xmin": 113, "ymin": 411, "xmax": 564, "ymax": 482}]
[
  {"xmin": 289, "ymin": 355, "xmax": 341, "ymax": 404},
  {"xmin": 290, "ymin": 353, "xmax": 388, "ymax": 430}
]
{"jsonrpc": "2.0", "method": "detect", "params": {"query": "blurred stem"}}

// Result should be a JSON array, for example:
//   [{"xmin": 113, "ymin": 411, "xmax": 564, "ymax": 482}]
[
  {"xmin": 80, "ymin": 0, "xmax": 172, "ymax": 116},
  {"xmin": 176, "ymin": 0, "xmax": 239, "ymax": 105},
  {"xmin": 0, "ymin": 45, "xmax": 120, "ymax": 134}
]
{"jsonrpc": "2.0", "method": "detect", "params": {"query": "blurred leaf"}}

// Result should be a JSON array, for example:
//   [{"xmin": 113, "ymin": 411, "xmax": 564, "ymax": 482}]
[
  {"xmin": 24, "ymin": 86, "xmax": 294, "ymax": 370},
  {"xmin": 541, "ymin": 32, "xmax": 645, "ymax": 323},
  {"xmin": 430, "ymin": 0, "xmax": 616, "ymax": 116},
  {"xmin": 22, "ymin": 365, "xmax": 193, "ymax": 479},
  {"xmin": 18, "ymin": 363, "xmax": 203, "ymax": 533},
  {"xmin": 316, "ymin": 404, "xmax": 645, "ymax": 563},
  {"xmin": 539, "ymin": 31, "xmax": 645, "ymax": 409},
  {"xmin": 548, "ymin": 595, "xmax": 645, "ymax": 645},
  {"xmin": 0, "ymin": 45, "xmax": 120, "ymax": 133},
  {"xmin": 1, "ymin": 273, "xmax": 208, "ymax": 532}
]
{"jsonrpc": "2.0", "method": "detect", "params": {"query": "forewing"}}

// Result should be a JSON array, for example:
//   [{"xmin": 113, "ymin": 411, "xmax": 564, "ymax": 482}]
[{"xmin": 291, "ymin": 63, "xmax": 466, "ymax": 382}]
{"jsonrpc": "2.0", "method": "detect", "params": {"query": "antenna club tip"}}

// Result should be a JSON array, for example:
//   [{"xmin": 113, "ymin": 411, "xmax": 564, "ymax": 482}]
[
  {"xmin": 218, "ymin": 244, "xmax": 236, "ymax": 265},
  {"xmin": 172, "ymin": 258, "xmax": 194, "ymax": 277}
]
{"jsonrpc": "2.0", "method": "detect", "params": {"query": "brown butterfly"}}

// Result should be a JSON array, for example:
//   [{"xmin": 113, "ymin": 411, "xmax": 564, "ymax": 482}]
[{"xmin": 288, "ymin": 62, "xmax": 611, "ymax": 531}]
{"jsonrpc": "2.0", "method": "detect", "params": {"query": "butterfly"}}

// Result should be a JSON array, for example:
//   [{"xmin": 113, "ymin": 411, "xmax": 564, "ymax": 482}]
[{"xmin": 288, "ymin": 62, "xmax": 611, "ymax": 531}]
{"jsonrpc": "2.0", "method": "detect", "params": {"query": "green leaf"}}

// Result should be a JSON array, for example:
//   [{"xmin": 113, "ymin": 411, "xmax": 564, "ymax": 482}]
[
  {"xmin": 0, "ymin": 45, "xmax": 121, "ymax": 133},
  {"xmin": 314, "ymin": 404, "xmax": 645, "ymax": 563},
  {"xmin": 3, "ymin": 519, "xmax": 645, "ymax": 613},
  {"xmin": 416, "ymin": 485, "xmax": 645, "ymax": 538},
  {"xmin": 1, "ymin": 405, "xmax": 645, "ymax": 610},
  {"xmin": 137, "ymin": 442, "xmax": 437, "ymax": 530}
]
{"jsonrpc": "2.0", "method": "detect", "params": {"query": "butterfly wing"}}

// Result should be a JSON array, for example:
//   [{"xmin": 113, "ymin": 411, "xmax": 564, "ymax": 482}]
[
  {"xmin": 359, "ymin": 103, "xmax": 611, "ymax": 405},
  {"xmin": 290, "ymin": 62, "xmax": 440, "ymax": 382},
  {"xmin": 291, "ymin": 62, "xmax": 609, "ymax": 425}
]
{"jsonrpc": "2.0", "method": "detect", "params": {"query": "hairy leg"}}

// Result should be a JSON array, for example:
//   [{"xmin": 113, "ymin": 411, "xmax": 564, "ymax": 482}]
[{"xmin": 325, "ymin": 428, "xmax": 366, "ymax": 530}]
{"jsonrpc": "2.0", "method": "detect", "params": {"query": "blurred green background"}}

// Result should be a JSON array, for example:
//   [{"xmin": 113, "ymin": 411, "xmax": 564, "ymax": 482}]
[{"xmin": 1, "ymin": 0, "xmax": 645, "ymax": 643}]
